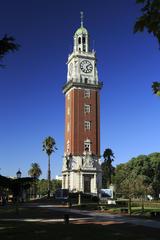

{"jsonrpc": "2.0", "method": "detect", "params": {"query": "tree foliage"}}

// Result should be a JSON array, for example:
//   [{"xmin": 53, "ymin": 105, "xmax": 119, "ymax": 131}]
[
  {"xmin": 114, "ymin": 152, "xmax": 160, "ymax": 199},
  {"xmin": 37, "ymin": 179, "xmax": 62, "ymax": 196},
  {"xmin": 42, "ymin": 136, "xmax": 57, "ymax": 197},
  {"xmin": 152, "ymin": 81, "xmax": 160, "ymax": 95},
  {"xmin": 134, "ymin": 0, "xmax": 160, "ymax": 44},
  {"xmin": 101, "ymin": 148, "xmax": 115, "ymax": 188},
  {"xmin": 28, "ymin": 162, "xmax": 42, "ymax": 179},
  {"xmin": 134, "ymin": 0, "xmax": 160, "ymax": 96},
  {"xmin": 0, "ymin": 34, "xmax": 20, "ymax": 67},
  {"xmin": 43, "ymin": 136, "xmax": 57, "ymax": 156}
]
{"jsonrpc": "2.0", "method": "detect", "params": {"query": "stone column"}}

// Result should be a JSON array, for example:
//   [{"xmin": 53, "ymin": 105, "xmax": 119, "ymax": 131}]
[
  {"xmin": 94, "ymin": 173, "xmax": 97, "ymax": 193},
  {"xmin": 80, "ymin": 174, "xmax": 83, "ymax": 191},
  {"xmin": 62, "ymin": 175, "xmax": 65, "ymax": 189},
  {"xmin": 68, "ymin": 172, "xmax": 70, "ymax": 191},
  {"xmin": 66, "ymin": 174, "xmax": 68, "ymax": 189}
]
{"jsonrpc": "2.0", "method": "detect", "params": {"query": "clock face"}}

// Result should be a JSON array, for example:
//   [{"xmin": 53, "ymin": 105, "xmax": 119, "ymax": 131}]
[
  {"xmin": 69, "ymin": 63, "xmax": 73, "ymax": 76},
  {"xmin": 80, "ymin": 60, "xmax": 93, "ymax": 73}
]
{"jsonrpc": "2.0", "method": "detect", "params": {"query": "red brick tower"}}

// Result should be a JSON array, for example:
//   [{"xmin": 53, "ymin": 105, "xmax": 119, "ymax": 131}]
[{"xmin": 62, "ymin": 13, "xmax": 102, "ymax": 194}]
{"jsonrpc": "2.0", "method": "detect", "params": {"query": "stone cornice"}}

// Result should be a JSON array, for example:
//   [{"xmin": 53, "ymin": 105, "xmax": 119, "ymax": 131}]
[
  {"xmin": 62, "ymin": 81, "xmax": 103, "ymax": 94},
  {"xmin": 67, "ymin": 51, "xmax": 96, "ymax": 64}
]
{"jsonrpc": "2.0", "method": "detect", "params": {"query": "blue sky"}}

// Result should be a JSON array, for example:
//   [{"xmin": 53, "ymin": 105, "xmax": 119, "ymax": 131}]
[{"xmin": 0, "ymin": 0, "xmax": 160, "ymax": 179}]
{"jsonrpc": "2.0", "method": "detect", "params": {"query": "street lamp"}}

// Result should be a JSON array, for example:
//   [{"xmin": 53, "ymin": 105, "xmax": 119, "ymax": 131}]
[
  {"xmin": 16, "ymin": 169, "xmax": 22, "ymax": 179},
  {"xmin": 15, "ymin": 169, "xmax": 22, "ymax": 203},
  {"xmin": 66, "ymin": 153, "xmax": 72, "ymax": 190}
]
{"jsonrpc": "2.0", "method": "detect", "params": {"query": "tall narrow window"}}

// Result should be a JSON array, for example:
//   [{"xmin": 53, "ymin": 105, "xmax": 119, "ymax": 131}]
[
  {"xmin": 67, "ymin": 93, "xmax": 70, "ymax": 100},
  {"xmin": 84, "ymin": 89, "xmax": 90, "ymax": 98},
  {"xmin": 67, "ymin": 123, "xmax": 70, "ymax": 132},
  {"xmin": 78, "ymin": 37, "xmax": 81, "ymax": 44},
  {"xmin": 84, "ymin": 104, "xmax": 90, "ymax": 113},
  {"xmin": 83, "ymin": 37, "xmax": 86, "ymax": 43},
  {"xmin": 67, "ymin": 107, "xmax": 70, "ymax": 115},
  {"xmin": 84, "ymin": 121, "xmax": 91, "ymax": 130},
  {"xmin": 85, "ymin": 78, "xmax": 88, "ymax": 84},
  {"xmin": 67, "ymin": 140, "xmax": 70, "ymax": 152}
]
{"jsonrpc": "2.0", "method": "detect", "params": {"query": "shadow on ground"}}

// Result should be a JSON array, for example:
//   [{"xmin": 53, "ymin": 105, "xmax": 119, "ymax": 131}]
[{"xmin": 0, "ymin": 221, "xmax": 160, "ymax": 240}]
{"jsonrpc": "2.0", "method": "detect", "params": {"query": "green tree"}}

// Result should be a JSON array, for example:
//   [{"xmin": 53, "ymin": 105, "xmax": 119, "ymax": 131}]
[
  {"xmin": 37, "ymin": 179, "xmax": 48, "ymax": 196},
  {"xmin": 134, "ymin": 0, "xmax": 160, "ymax": 96},
  {"xmin": 0, "ymin": 34, "xmax": 20, "ymax": 67},
  {"xmin": 114, "ymin": 152, "xmax": 160, "ymax": 199},
  {"xmin": 28, "ymin": 163, "xmax": 42, "ymax": 198},
  {"xmin": 134, "ymin": 0, "xmax": 160, "ymax": 44},
  {"xmin": 152, "ymin": 82, "xmax": 160, "ymax": 96},
  {"xmin": 28, "ymin": 162, "xmax": 42, "ymax": 179},
  {"xmin": 37, "ymin": 179, "xmax": 62, "ymax": 196},
  {"xmin": 101, "ymin": 148, "xmax": 115, "ymax": 188},
  {"xmin": 42, "ymin": 136, "xmax": 57, "ymax": 198},
  {"xmin": 52, "ymin": 179, "xmax": 62, "ymax": 192}
]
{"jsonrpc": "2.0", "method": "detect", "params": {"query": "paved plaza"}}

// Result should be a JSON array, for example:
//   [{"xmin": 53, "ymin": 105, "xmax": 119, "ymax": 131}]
[{"xmin": 1, "ymin": 203, "xmax": 160, "ymax": 229}]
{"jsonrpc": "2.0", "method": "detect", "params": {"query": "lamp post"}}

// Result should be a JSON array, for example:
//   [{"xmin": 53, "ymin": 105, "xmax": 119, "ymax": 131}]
[
  {"xmin": 33, "ymin": 173, "xmax": 37, "ymax": 199},
  {"xmin": 78, "ymin": 166, "xmax": 81, "ymax": 205},
  {"xmin": 16, "ymin": 169, "xmax": 22, "ymax": 203}
]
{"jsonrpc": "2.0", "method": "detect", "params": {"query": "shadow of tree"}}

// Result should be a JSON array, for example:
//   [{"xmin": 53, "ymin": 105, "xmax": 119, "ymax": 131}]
[{"xmin": 0, "ymin": 221, "xmax": 160, "ymax": 240}]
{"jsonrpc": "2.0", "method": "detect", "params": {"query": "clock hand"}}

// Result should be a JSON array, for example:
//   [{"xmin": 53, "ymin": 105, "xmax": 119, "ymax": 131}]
[
  {"xmin": 86, "ymin": 64, "xmax": 91, "ymax": 70},
  {"xmin": 86, "ymin": 64, "xmax": 89, "ymax": 69}
]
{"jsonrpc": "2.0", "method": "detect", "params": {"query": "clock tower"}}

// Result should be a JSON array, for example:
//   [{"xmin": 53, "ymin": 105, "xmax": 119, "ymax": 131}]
[{"xmin": 62, "ymin": 13, "xmax": 102, "ymax": 195}]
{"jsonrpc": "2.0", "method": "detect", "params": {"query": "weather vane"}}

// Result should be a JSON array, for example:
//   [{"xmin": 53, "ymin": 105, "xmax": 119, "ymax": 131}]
[{"xmin": 80, "ymin": 11, "xmax": 84, "ymax": 27}]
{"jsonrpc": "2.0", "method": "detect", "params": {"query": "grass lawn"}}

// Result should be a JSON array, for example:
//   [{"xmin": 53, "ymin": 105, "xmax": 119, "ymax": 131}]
[
  {"xmin": 75, "ymin": 204, "xmax": 160, "ymax": 217},
  {"xmin": 105, "ymin": 206, "xmax": 160, "ymax": 216}
]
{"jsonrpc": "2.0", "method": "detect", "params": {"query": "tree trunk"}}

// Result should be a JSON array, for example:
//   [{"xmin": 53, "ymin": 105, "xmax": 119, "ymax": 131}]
[
  {"xmin": 128, "ymin": 197, "xmax": 131, "ymax": 216},
  {"xmin": 48, "ymin": 154, "xmax": 51, "ymax": 198},
  {"xmin": 141, "ymin": 195, "xmax": 144, "ymax": 214},
  {"xmin": 34, "ymin": 180, "xmax": 37, "ymax": 199}
]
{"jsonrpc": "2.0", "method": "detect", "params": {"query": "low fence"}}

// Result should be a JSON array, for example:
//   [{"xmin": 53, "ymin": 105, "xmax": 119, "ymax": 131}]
[
  {"xmin": 97, "ymin": 199, "xmax": 160, "ymax": 215},
  {"xmin": 131, "ymin": 200, "xmax": 160, "ymax": 209}
]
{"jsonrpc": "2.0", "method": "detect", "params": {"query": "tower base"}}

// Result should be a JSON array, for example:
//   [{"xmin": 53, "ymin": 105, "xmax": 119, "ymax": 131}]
[{"xmin": 62, "ymin": 154, "xmax": 102, "ymax": 195}]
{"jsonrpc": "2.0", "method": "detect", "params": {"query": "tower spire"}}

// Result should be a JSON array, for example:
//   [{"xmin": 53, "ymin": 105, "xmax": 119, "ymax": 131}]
[{"xmin": 80, "ymin": 11, "xmax": 84, "ymax": 27}]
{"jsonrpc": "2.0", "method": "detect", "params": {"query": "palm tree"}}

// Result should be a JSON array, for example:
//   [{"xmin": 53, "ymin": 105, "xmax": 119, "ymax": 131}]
[
  {"xmin": 42, "ymin": 136, "xmax": 57, "ymax": 198},
  {"xmin": 102, "ymin": 148, "xmax": 115, "ymax": 187},
  {"xmin": 152, "ymin": 82, "xmax": 160, "ymax": 96},
  {"xmin": 28, "ymin": 163, "xmax": 42, "ymax": 199},
  {"xmin": 28, "ymin": 163, "xmax": 42, "ymax": 179},
  {"xmin": 0, "ymin": 34, "xmax": 20, "ymax": 67}
]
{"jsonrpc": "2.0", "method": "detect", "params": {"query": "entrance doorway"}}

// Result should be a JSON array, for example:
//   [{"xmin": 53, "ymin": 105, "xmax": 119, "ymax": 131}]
[{"xmin": 84, "ymin": 175, "xmax": 91, "ymax": 193}]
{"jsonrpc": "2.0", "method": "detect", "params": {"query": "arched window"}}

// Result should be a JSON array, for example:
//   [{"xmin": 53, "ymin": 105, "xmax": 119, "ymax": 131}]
[
  {"xmin": 67, "ymin": 140, "xmax": 70, "ymax": 152},
  {"xmin": 78, "ymin": 37, "xmax": 81, "ymax": 44},
  {"xmin": 84, "ymin": 78, "xmax": 88, "ymax": 84},
  {"xmin": 84, "ymin": 139, "xmax": 91, "ymax": 152},
  {"xmin": 83, "ymin": 37, "xmax": 86, "ymax": 43}
]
